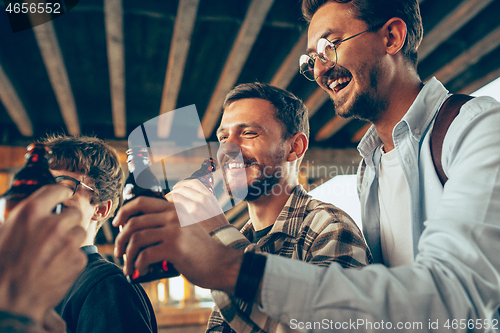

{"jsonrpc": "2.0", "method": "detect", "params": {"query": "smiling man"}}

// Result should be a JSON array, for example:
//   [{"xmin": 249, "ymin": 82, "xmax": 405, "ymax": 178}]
[
  {"xmin": 204, "ymin": 82, "xmax": 372, "ymax": 333},
  {"xmin": 114, "ymin": 0, "xmax": 500, "ymax": 332},
  {"xmin": 42, "ymin": 134, "xmax": 158, "ymax": 333}
]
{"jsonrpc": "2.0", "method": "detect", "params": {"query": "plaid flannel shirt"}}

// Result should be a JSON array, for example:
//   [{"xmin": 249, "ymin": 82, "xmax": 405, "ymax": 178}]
[{"xmin": 206, "ymin": 185, "xmax": 372, "ymax": 333}]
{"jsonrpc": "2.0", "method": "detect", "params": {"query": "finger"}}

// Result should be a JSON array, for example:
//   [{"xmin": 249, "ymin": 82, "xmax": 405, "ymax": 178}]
[
  {"xmin": 114, "ymin": 208, "xmax": 177, "ymax": 257},
  {"xmin": 37, "ymin": 223, "xmax": 87, "ymax": 269},
  {"xmin": 29, "ymin": 206, "xmax": 84, "ymax": 260},
  {"xmin": 112, "ymin": 196, "xmax": 168, "ymax": 228},
  {"xmin": 123, "ymin": 227, "xmax": 171, "ymax": 276},
  {"xmin": 5, "ymin": 184, "xmax": 73, "ymax": 229},
  {"xmin": 134, "ymin": 242, "xmax": 178, "ymax": 277},
  {"xmin": 172, "ymin": 179, "xmax": 208, "ymax": 193},
  {"xmin": 39, "ymin": 246, "xmax": 87, "ymax": 308},
  {"xmin": 16, "ymin": 184, "xmax": 73, "ymax": 216}
]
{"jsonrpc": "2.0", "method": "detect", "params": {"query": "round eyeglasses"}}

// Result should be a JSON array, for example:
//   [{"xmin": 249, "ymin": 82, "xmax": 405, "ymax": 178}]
[
  {"xmin": 55, "ymin": 175, "xmax": 95, "ymax": 196},
  {"xmin": 299, "ymin": 28, "xmax": 373, "ymax": 81}
]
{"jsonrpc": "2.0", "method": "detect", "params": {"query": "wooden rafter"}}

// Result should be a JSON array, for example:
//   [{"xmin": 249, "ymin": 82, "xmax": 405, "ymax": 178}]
[
  {"xmin": 199, "ymin": 0, "xmax": 275, "ymax": 139},
  {"xmin": 315, "ymin": 115, "xmax": 351, "ymax": 142},
  {"xmin": 430, "ymin": 25, "xmax": 500, "ymax": 84},
  {"xmin": 351, "ymin": 122, "xmax": 371, "ymax": 143},
  {"xmin": 270, "ymin": 31, "xmax": 307, "ymax": 89},
  {"xmin": 0, "ymin": 64, "xmax": 33, "ymax": 137},
  {"xmin": 30, "ymin": 18, "xmax": 80, "ymax": 136},
  {"xmin": 458, "ymin": 68, "xmax": 500, "ymax": 95},
  {"xmin": 418, "ymin": 0, "xmax": 494, "ymax": 61},
  {"xmin": 158, "ymin": 0, "xmax": 200, "ymax": 138},
  {"xmin": 304, "ymin": 87, "xmax": 329, "ymax": 118},
  {"xmin": 105, "ymin": 0, "xmax": 126, "ymax": 138}
]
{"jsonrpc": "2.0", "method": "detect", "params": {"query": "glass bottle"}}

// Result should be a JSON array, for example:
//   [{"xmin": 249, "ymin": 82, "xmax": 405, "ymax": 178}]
[
  {"xmin": 0, "ymin": 143, "xmax": 60, "ymax": 224},
  {"xmin": 123, "ymin": 146, "xmax": 180, "ymax": 283},
  {"xmin": 122, "ymin": 149, "xmax": 218, "ymax": 283},
  {"xmin": 186, "ymin": 157, "xmax": 216, "ymax": 193}
]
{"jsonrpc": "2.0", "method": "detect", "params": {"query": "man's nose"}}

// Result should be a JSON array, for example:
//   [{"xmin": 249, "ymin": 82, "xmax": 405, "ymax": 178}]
[{"xmin": 314, "ymin": 58, "xmax": 331, "ymax": 83}]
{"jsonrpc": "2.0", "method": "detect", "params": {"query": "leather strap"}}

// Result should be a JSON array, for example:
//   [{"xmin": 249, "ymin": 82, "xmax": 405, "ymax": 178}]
[{"xmin": 430, "ymin": 94, "xmax": 473, "ymax": 185}]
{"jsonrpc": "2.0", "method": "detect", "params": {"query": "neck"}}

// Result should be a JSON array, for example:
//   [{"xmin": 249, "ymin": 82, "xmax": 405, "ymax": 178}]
[
  {"xmin": 246, "ymin": 181, "xmax": 298, "ymax": 231},
  {"xmin": 373, "ymin": 74, "xmax": 423, "ymax": 152},
  {"xmin": 82, "ymin": 222, "xmax": 99, "ymax": 247}
]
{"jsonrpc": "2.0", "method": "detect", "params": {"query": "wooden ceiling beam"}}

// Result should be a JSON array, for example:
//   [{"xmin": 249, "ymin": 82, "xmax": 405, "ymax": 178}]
[
  {"xmin": 315, "ymin": 115, "xmax": 351, "ymax": 142},
  {"xmin": 0, "ymin": 64, "xmax": 33, "ymax": 137},
  {"xmin": 30, "ymin": 17, "xmax": 80, "ymax": 136},
  {"xmin": 105, "ymin": 0, "xmax": 126, "ymax": 138},
  {"xmin": 351, "ymin": 122, "xmax": 371, "ymax": 143},
  {"xmin": 158, "ymin": 0, "xmax": 200, "ymax": 138},
  {"xmin": 304, "ymin": 87, "xmax": 329, "ymax": 118},
  {"xmin": 200, "ymin": 0, "xmax": 275, "ymax": 139},
  {"xmin": 458, "ymin": 68, "xmax": 500, "ymax": 95},
  {"xmin": 270, "ymin": 31, "xmax": 307, "ymax": 89},
  {"xmin": 418, "ymin": 0, "xmax": 494, "ymax": 61},
  {"xmin": 430, "ymin": 25, "xmax": 500, "ymax": 84}
]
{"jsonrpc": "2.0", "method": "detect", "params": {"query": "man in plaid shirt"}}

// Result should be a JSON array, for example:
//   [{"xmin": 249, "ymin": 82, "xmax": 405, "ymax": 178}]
[{"xmin": 204, "ymin": 82, "xmax": 372, "ymax": 333}]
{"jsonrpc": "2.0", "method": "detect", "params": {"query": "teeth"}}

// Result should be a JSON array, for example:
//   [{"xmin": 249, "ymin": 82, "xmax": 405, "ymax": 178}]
[{"xmin": 329, "ymin": 77, "xmax": 351, "ymax": 91}]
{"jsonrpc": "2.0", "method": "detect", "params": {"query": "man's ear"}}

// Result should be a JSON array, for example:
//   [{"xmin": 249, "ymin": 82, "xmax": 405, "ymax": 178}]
[
  {"xmin": 287, "ymin": 132, "xmax": 308, "ymax": 162},
  {"xmin": 92, "ymin": 200, "xmax": 112, "ymax": 221},
  {"xmin": 382, "ymin": 18, "xmax": 407, "ymax": 56}
]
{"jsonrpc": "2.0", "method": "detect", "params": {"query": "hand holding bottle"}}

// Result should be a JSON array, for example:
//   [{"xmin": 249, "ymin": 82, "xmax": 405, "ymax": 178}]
[{"xmin": 0, "ymin": 184, "xmax": 87, "ymax": 325}]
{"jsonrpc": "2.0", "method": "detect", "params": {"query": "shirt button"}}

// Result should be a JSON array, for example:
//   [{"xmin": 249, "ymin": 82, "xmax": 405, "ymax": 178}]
[
  {"xmin": 406, "ymin": 156, "xmax": 412, "ymax": 164},
  {"xmin": 414, "ymin": 128, "xmax": 420, "ymax": 135}
]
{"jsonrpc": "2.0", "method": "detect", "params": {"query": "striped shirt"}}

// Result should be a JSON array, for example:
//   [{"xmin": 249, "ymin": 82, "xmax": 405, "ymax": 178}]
[{"xmin": 206, "ymin": 185, "xmax": 372, "ymax": 333}]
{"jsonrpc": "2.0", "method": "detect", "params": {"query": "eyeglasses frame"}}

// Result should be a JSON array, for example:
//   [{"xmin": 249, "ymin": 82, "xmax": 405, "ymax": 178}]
[
  {"xmin": 299, "ymin": 24, "xmax": 385, "ymax": 81},
  {"xmin": 54, "ymin": 175, "xmax": 95, "ymax": 196}
]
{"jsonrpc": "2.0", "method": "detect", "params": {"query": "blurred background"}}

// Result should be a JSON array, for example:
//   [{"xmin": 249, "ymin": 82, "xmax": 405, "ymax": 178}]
[{"xmin": 1, "ymin": 0, "xmax": 500, "ymax": 331}]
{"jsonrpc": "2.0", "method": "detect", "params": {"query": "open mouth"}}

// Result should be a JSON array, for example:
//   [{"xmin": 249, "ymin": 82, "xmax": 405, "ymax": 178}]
[{"xmin": 327, "ymin": 76, "xmax": 352, "ymax": 93}]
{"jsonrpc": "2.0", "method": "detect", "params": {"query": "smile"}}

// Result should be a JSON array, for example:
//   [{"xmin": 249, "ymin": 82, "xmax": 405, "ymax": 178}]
[
  {"xmin": 224, "ymin": 162, "xmax": 256, "ymax": 170},
  {"xmin": 327, "ymin": 76, "xmax": 352, "ymax": 93}
]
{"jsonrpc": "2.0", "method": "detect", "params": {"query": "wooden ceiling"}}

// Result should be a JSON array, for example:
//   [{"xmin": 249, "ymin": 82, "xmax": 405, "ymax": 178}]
[{"xmin": 1, "ymin": 0, "xmax": 500, "ymax": 150}]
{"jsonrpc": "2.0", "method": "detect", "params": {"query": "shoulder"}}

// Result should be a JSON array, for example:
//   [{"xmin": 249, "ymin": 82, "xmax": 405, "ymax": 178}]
[
  {"xmin": 61, "ymin": 254, "xmax": 145, "ymax": 307},
  {"xmin": 443, "ymin": 96, "xmax": 500, "ymax": 155},
  {"xmin": 303, "ymin": 198, "xmax": 361, "ymax": 235}
]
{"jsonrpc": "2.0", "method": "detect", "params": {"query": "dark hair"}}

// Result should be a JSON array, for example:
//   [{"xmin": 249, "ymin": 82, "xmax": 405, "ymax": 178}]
[
  {"xmin": 223, "ymin": 82, "xmax": 310, "ymax": 142},
  {"xmin": 302, "ymin": 0, "xmax": 423, "ymax": 68},
  {"xmin": 42, "ymin": 134, "xmax": 124, "ymax": 227}
]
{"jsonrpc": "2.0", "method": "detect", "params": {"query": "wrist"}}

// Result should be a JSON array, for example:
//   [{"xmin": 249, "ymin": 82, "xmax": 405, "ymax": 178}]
[{"xmin": 233, "ymin": 245, "xmax": 267, "ymax": 303}]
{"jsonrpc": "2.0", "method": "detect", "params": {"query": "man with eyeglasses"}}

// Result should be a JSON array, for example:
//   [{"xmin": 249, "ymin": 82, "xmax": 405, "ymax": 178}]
[
  {"xmin": 42, "ymin": 134, "xmax": 157, "ymax": 333},
  {"xmin": 114, "ymin": 0, "xmax": 500, "ymax": 331}
]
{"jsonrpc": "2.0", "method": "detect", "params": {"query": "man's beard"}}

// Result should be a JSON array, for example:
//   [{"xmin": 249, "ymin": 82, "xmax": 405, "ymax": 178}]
[
  {"xmin": 329, "ymin": 63, "xmax": 388, "ymax": 123},
  {"xmin": 334, "ymin": 88, "xmax": 387, "ymax": 123},
  {"xmin": 224, "ymin": 149, "xmax": 285, "ymax": 202}
]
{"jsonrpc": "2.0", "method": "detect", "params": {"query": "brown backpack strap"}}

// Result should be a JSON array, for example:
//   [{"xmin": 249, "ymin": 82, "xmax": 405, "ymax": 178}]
[{"xmin": 430, "ymin": 94, "xmax": 474, "ymax": 185}]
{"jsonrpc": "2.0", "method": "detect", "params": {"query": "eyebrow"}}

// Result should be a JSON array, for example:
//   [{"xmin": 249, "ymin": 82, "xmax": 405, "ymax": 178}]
[
  {"xmin": 305, "ymin": 28, "xmax": 338, "ymax": 54},
  {"xmin": 216, "ymin": 122, "xmax": 263, "ymax": 136}
]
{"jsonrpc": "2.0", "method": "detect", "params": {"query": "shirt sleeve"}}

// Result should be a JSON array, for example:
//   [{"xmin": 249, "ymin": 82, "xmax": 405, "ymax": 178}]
[
  {"xmin": 260, "ymin": 98, "xmax": 500, "ymax": 332},
  {"xmin": 209, "ymin": 204, "xmax": 371, "ymax": 332},
  {"xmin": 210, "ymin": 225, "xmax": 251, "ymax": 250}
]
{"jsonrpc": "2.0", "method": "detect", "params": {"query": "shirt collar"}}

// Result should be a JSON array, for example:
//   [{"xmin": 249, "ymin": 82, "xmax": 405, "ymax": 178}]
[
  {"xmin": 81, "ymin": 245, "xmax": 98, "ymax": 255},
  {"xmin": 241, "ymin": 185, "xmax": 311, "ymax": 240},
  {"xmin": 358, "ymin": 77, "xmax": 450, "ymax": 158}
]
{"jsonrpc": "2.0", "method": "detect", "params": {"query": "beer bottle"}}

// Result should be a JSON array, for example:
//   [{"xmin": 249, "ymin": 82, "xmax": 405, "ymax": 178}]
[
  {"xmin": 186, "ymin": 157, "xmax": 216, "ymax": 194},
  {"xmin": 122, "ymin": 149, "xmax": 218, "ymax": 283},
  {"xmin": 0, "ymin": 143, "xmax": 60, "ymax": 224},
  {"xmin": 123, "ymin": 146, "xmax": 180, "ymax": 283}
]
